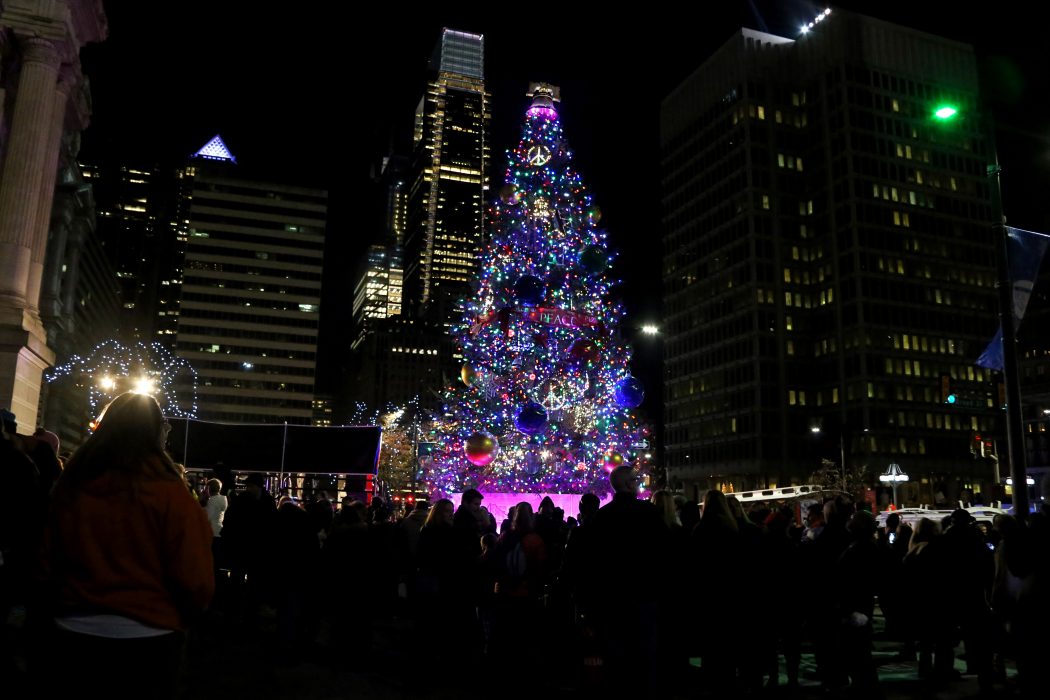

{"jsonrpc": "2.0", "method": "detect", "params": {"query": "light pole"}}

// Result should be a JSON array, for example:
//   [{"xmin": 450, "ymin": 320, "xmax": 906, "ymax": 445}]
[
  {"xmin": 880, "ymin": 462, "xmax": 909, "ymax": 508},
  {"xmin": 636, "ymin": 323, "xmax": 663, "ymax": 477},
  {"xmin": 811, "ymin": 426, "xmax": 846, "ymax": 491},
  {"xmin": 933, "ymin": 103, "xmax": 1029, "ymax": 518}
]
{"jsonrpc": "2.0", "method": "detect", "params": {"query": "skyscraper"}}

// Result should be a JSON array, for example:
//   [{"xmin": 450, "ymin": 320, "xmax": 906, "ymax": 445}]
[
  {"xmin": 404, "ymin": 28, "xmax": 490, "ymax": 322},
  {"xmin": 661, "ymin": 11, "xmax": 1001, "ymax": 503},
  {"xmin": 80, "ymin": 162, "xmax": 160, "ymax": 339},
  {"xmin": 173, "ymin": 136, "xmax": 327, "ymax": 424},
  {"xmin": 352, "ymin": 154, "xmax": 407, "ymax": 348}
]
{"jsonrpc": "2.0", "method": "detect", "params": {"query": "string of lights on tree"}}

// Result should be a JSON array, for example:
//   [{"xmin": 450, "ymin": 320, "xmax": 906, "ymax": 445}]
[
  {"xmin": 347, "ymin": 396, "xmax": 421, "ymax": 428},
  {"xmin": 46, "ymin": 339, "xmax": 198, "ymax": 419},
  {"xmin": 426, "ymin": 84, "xmax": 649, "ymax": 497}
]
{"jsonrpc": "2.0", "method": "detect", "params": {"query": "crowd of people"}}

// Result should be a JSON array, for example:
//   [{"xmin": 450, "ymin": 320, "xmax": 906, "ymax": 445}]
[{"xmin": 3, "ymin": 392, "xmax": 1050, "ymax": 699}]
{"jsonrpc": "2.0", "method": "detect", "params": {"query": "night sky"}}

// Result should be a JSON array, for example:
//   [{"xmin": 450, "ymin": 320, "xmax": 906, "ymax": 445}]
[{"xmin": 78, "ymin": 1, "xmax": 1050, "ymax": 409}]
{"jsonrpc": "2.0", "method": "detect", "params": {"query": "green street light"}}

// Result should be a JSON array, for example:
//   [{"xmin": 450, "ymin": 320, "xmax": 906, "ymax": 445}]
[
  {"xmin": 933, "ymin": 104, "xmax": 959, "ymax": 120},
  {"xmin": 928, "ymin": 100, "xmax": 1030, "ymax": 517}
]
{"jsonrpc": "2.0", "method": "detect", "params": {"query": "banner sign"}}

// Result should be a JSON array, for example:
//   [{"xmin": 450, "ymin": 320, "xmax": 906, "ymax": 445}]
[{"xmin": 470, "ymin": 306, "xmax": 599, "ymax": 336}]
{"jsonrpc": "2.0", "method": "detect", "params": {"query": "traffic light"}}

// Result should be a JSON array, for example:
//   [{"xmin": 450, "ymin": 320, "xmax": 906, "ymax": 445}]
[
  {"xmin": 972, "ymin": 433, "xmax": 985, "ymax": 457},
  {"xmin": 940, "ymin": 374, "xmax": 957, "ymax": 404}
]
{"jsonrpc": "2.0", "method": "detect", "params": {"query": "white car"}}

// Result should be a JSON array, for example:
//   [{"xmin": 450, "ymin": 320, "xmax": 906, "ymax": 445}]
[{"xmin": 877, "ymin": 506, "xmax": 1009, "ymax": 529}]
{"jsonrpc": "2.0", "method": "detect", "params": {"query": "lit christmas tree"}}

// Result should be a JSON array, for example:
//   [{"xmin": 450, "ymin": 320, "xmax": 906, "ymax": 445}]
[{"xmin": 427, "ymin": 83, "xmax": 647, "ymax": 498}]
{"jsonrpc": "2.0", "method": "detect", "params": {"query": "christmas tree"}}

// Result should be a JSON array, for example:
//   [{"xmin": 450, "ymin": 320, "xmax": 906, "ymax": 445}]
[{"xmin": 426, "ymin": 83, "xmax": 647, "ymax": 498}]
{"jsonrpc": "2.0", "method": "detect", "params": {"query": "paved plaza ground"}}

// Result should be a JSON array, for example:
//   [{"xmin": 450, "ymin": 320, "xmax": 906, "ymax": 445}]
[{"xmin": 182, "ymin": 606, "xmax": 1019, "ymax": 699}]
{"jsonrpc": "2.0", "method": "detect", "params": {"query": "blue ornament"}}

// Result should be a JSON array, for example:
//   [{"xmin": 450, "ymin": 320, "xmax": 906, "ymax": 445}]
[
  {"xmin": 515, "ymin": 401, "xmax": 548, "ymax": 435},
  {"xmin": 578, "ymin": 245, "xmax": 610, "ymax": 274},
  {"xmin": 614, "ymin": 377, "xmax": 645, "ymax": 408},
  {"xmin": 514, "ymin": 275, "xmax": 545, "ymax": 306}
]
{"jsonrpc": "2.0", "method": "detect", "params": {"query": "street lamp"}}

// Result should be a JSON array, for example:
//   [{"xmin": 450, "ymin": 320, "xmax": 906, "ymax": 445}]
[
  {"xmin": 880, "ymin": 462, "xmax": 909, "ymax": 508},
  {"xmin": 810, "ymin": 426, "xmax": 847, "ymax": 490},
  {"xmin": 641, "ymin": 324, "xmax": 659, "ymax": 336},
  {"xmin": 932, "ymin": 104, "xmax": 1030, "ymax": 518}
]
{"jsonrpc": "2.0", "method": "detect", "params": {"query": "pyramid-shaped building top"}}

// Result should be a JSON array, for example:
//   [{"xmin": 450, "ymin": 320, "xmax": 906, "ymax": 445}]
[{"xmin": 191, "ymin": 134, "xmax": 236, "ymax": 163}]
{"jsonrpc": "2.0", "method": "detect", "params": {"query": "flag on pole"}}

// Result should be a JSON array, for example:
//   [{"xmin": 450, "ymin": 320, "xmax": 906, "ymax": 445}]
[{"xmin": 977, "ymin": 227, "xmax": 1050, "ymax": 370}]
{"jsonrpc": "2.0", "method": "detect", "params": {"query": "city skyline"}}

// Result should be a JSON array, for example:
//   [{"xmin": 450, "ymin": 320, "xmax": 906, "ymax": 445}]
[
  {"xmin": 4, "ymin": 4, "xmax": 1034, "ymax": 435},
  {"xmin": 77, "ymin": 4, "xmax": 1050, "ymax": 401}
]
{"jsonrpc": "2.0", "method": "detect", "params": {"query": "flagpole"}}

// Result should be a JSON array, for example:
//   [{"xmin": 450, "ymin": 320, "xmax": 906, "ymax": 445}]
[{"xmin": 989, "ymin": 135, "xmax": 1030, "ymax": 520}]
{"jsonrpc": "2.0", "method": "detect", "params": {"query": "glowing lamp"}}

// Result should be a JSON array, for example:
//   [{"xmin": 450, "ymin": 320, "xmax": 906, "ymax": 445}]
[
  {"xmin": 133, "ymin": 377, "xmax": 157, "ymax": 395},
  {"xmin": 933, "ymin": 105, "xmax": 958, "ymax": 120}
]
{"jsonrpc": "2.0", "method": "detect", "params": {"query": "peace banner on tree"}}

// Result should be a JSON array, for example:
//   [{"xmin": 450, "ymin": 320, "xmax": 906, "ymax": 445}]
[
  {"xmin": 524, "ymin": 306, "xmax": 599, "ymax": 331},
  {"xmin": 470, "ymin": 306, "xmax": 599, "ymax": 336}
]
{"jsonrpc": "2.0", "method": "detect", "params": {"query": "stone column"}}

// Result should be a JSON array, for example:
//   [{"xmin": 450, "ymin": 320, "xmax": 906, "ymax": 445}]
[
  {"xmin": 0, "ymin": 36, "xmax": 61, "ymax": 430},
  {"xmin": 0, "ymin": 36, "xmax": 60, "ymax": 312},
  {"xmin": 26, "ymin": 73, "xmax": 75, "ymax": 315}
]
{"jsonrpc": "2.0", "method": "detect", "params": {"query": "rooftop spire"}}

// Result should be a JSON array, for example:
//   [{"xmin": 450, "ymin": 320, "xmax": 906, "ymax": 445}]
[{"xmin": 528, "ymin": 82, "xmax": 560, "ymax": 109}]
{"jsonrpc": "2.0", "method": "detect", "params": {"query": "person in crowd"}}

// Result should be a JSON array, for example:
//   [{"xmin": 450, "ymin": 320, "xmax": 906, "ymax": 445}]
[
  {"xmin": 203, "ymin": 478, "xmax": 227, "ymax": 588},
  {"xmin": 0, "ymin": 408, "xmax": 47, "ymax": 688},
  {"xmin": 220, "ymin": 473, "xmax": 276, "ymax": 628},
  {"xmin": 272, "ymin": 495, "xmax": 321, "ymax": 656},
  {"xmin": 902, "ymin": 517, "xmax": 951, "ymax": 680},
  {"xmin": 936, "ymin": 509, "xmax": 995, "ymax": 690},
  {"xmin": 2, "ymin": 409, "xmax": 61, "ymax": 496},
  {"xmin": 476, "ymin": 532, "xmax": 500, "ymax": 652},
  {"xmin": 588, "ymin": 466, "xmax": 668, "ymax": 695},
  {"xmin": 400, "ymin": 500, "xmax": 430, "ymax": 569},
  {"xmin": 499, "ymin": 504, "xmax": 517, "ymax": 535},
  {"xmin": 691, "ymin": 490, "xmax": 742, "ymax": 691},
  {"xmin": 304, "ymin": 490, "xmax": 334, "ymax": 536},
  {"xmin": 32, "ymin": 427, "xmax": 63, "ymax": 490},
  {"xmin": 804, "ymin": 498, "xmax": 853, "ymax": 693},
  {"xmin": 413, "ymin": 499, "xmax": 458, "ymax": 669},
  {"xmin": 650, "ymin": 489, "xmax": 688, "ymax": 690},
  {"xmin": 882, "ymin": 512, "xmax": 901, "ymax": 546},
  {"xmin": 561, "ymin": 492, "xmax": 600, "ymax": 607},
  {"xmin": 35, "ymin": 392, "xmax": 213, "ymax": 699},
  {"xmin": 534, "ymin": 496, "xmax": 566, "ymax": 575},
  {"xmin": 453, "ymin": 488, "xmax": 485, "ymax": 561},
  {"xmin": 835, "ymin": 511, "xmax": 884, "ymax": 698},
  {"xmin": 990, "ymin": 514, "xmax": 1021, "ymax": 682},
  {"xmin": 651, "ymin": 490, "xmax": 682, "ymax": 533},
  {"xmin": 678, "ymin": 499, "xmax": 700, "ymax": 534},
  {"xmin": 368, "ymin": 501, "xmax": 401, "ymax": 617},
  {"xmin": 763, "ymin": 507, "xmax": 803, "ymax": 688},
  {"xmin": 323, "ymin": 497, "xmax": 373, "ymax": 667},
  {"xmin": 1005, "ymin": 507, "xmax": 1050, "ymax": 699},
  {"xmin": 802, "ymin": 502, "xmax": 825, "ymax": 541},
  {"xmin": 491, "ymin": 500, "xmax": 547, "ymax": 685},
  {"xmin": 726, "ymin": 495, "xmax": 765, "ymax": 692},
  {"xmin": 367, "ymin": 496, "xmax": 387, "ymax": 524}
]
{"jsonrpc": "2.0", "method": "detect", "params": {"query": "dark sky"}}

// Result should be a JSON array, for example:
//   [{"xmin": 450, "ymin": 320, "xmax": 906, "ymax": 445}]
[{"xmin": 79, "ymin": 1, "xmax": 1049, "ymax": 402}]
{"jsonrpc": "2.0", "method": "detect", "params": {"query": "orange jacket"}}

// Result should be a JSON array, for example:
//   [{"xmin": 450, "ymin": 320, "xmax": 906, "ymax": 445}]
[{"xmin": 39, "ymin": 472, "xmax": 215, "ymax": 631}]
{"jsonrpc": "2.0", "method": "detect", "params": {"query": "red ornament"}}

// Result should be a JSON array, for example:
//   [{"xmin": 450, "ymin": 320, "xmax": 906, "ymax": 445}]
[{"xmin": 568, "ymin": 338, "xmax": 600, "ymax": 365}]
